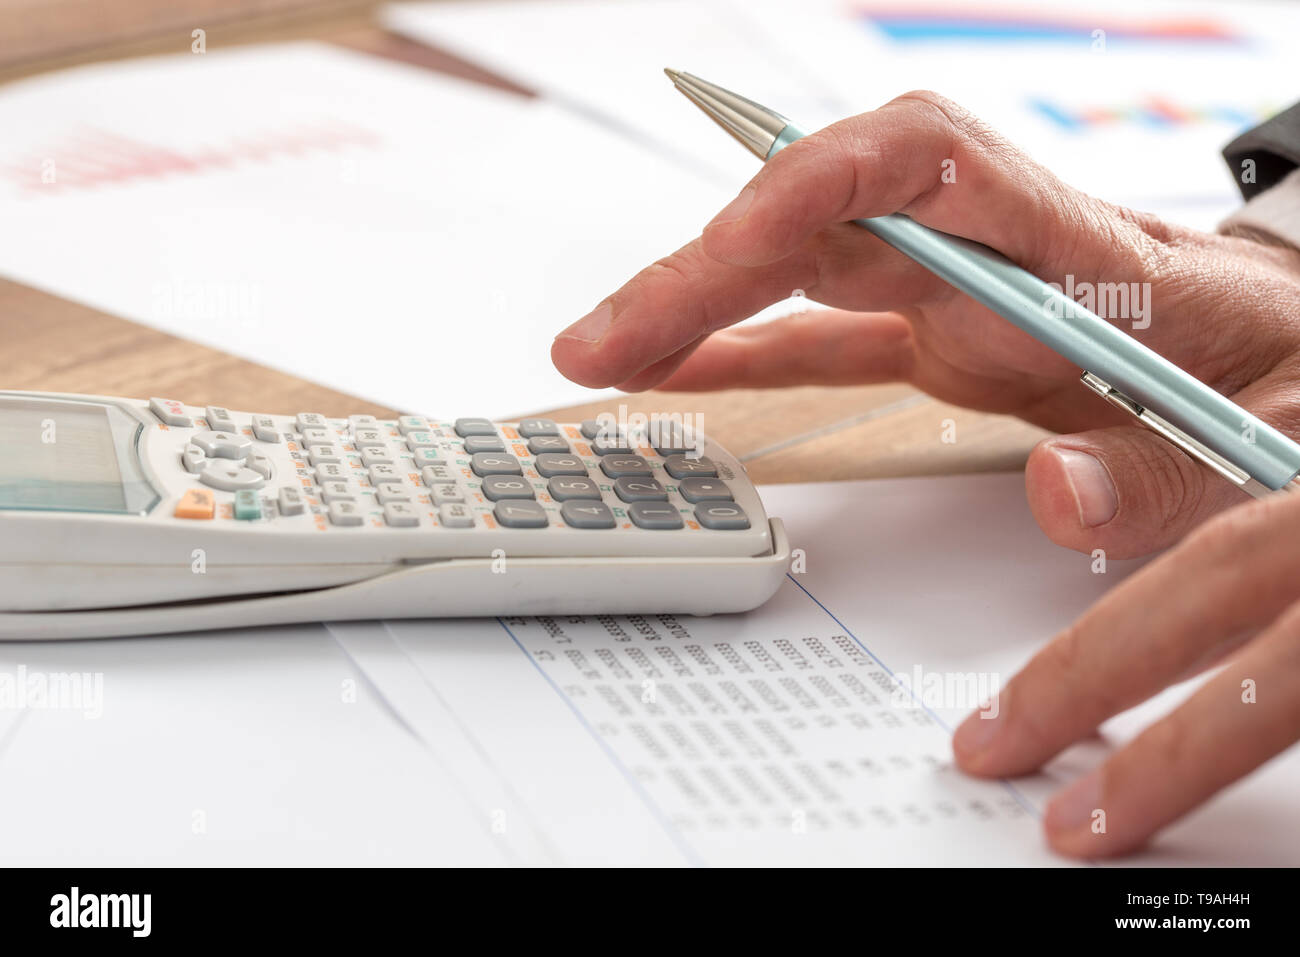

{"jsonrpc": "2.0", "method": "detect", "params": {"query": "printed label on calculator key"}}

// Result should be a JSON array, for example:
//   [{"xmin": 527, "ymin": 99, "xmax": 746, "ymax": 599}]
[
  {"xmin": 463, "ymin": 435, "xmax": 506, "ymax": 454},
  {"xmin": 628, "ymin": 502, "xmax": 684, "ymax": 530},
  {"xmin": 471, "ymin": 452, "xmax": 522, "ymax": 476},
  {"xmin": 327, "ymin": 501, "xmax": 365, "ymax": 526},
  {"xmin": 613, "ymin": 477, "xmax": 667, "ymax": 502},
  {"xmin": 600, "ymin": 455, "xmax": 652, "ymax": 478},
  {"xmin": 517, "ymin": 418, "xmax": 558, "ymax": 437},
  {"xmin": 481, "ymin": 476, "xmax": 536, "ymax": 501},
  {"xmin": 534, "ymin": 453, "xmax": 587, "ymax": 477},
  {"xmin": 561, "ymin": 501, "xmax": 615, "ymax": 529},
  {"xmin": 527, "ymin": 435, "xmax": 569, "ymax": 454},
  {"xmin": 454, "ymin": 417, "xmax": 496, "ymax": 437},
  {"xmin": 663, "ymin": 454, "xmax": 717, "ymax": 479},
  {"xmin": 694, "ymin": 503, "xmax": 750, "ymax": 530},
  {"xmin": 677, "ymin": 477, "xmax": 733, "ymax": 502},
  {"xmin": 493, "ymin": 500, "xmax": 549, "ymax": 528},
  {"xmin": 438, "ymin": 503, "xmax": 475, "ymax": 528},
  {"xmin": 547, "ymin": 476, "xmax": 601, "ymax": 500}
]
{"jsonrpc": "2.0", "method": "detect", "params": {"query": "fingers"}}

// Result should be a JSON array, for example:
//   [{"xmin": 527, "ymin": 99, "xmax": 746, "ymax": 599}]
[
  {"xmin": 701, "ymin": 90, "xmax": 1162, "ymax": 277},
  {"xmin": 952, "ymin": 490, "xmax": 1300, "ymax": 778},
  {"xmin": 1044, "ymin": 598, "xmax": 1300, "ymax": 857},
  {"xmin": 552, "ymin": 228, "xmax": 935, "ymax": 388},
  {"xmin": 650, "ymin": 309, "xmax": 915, "ymax": 391},
  {"xmin": 1025, "ymin": 364, "xmax": 1300, "ymax": 558},
  {"xmin": 1024, "ymin": 427, "xmax": 1238, "ymax": 559}
]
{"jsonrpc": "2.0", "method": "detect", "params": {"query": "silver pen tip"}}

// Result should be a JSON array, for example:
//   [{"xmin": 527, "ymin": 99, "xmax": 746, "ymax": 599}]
[{"xmin": 660, "ymin": 68, "xmax": 788, "ymax": 161}]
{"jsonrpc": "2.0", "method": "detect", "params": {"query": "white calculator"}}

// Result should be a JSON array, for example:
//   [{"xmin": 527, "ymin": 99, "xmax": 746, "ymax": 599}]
[{"xmin": 0, "ymin": 391, "xmax": 790, "ymax": 640}]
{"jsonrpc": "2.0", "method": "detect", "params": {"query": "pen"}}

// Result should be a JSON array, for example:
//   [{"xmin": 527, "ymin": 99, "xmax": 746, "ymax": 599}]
[{"xmin": 665, "ymin": 69, "xmax": 1300, "ymax": 497}]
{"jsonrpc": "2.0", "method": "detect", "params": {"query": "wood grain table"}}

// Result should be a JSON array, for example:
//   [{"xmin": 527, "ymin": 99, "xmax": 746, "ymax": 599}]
[{"xmin": 0, "ymin": 0, "xmax": 1050, "ymax": 487}]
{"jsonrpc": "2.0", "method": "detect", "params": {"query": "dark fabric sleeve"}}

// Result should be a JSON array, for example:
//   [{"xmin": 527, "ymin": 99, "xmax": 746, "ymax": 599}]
[{"xmin": 1222, "ymin": 102, "xmax": 1300, "ymax": 200}]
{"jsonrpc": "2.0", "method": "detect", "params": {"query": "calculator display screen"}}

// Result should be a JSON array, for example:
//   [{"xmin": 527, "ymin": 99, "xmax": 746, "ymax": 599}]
[{"xmin": 0, "ymin": 396, "xmax": 159, "ymax": 514}]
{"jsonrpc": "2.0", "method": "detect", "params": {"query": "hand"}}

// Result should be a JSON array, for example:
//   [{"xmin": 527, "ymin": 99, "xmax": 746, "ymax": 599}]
[
  {"xmin": 954, "ymin": 488, "xmax": 1300, "ymax": 857},
  {"xmin": 551, "ymin": 91, "xmax": 1300, "ymax": 560}
]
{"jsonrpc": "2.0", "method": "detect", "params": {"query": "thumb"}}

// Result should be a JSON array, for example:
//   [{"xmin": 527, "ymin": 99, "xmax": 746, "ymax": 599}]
[{"xmin": 1025, "ymin": 427, "xmax": 1243, "ymax": 559}]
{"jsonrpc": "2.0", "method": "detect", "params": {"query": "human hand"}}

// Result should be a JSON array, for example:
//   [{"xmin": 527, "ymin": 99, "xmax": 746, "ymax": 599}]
[
  {"xmin": 953, "ymin": 488, "xmax": 1300, "ymax": 857},
  {"xmin": 551, "ymin": 91, "xmax": 1300, "ymax": 560}
]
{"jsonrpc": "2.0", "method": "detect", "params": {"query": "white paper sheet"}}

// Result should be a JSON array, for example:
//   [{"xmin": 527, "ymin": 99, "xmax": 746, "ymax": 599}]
[
  {"xmin": 0, "ymin": 43, "xmax": 735, "ymax": 418},
  {"xmin": 387, "ymin": 0, "xmax": 1300, "ymax": 230},
  {"xmin": 2, "ymin": 473, "xmax": 1294, "ymax": 865}
]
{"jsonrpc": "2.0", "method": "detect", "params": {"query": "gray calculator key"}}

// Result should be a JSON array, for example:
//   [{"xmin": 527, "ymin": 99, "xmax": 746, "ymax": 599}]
[
  {"xmin": 464, "ymin": 434, "xmax": 505, "ymax": 454},
  {"xmin": 383, "ymin": 502, "xmax": 421, "ymax": 527},
  {"xmin": 628, "ymin": 502, "xmax": 684, "ymax": 530},
  {"xmin": 527, "ymin": 435, "xmax": 569, "ymax": 454},
  {"xmin": 590, "ymin": 435, "xmax": 632, "ymax": 455},
  {"xmin": 398, "ymin": 415, "xmax": 430, "ymax": 435},
  {"xmin": 547, "ymin": 476, "xmax": 601, "ymax": 500},
  {"xmin": 481, "ymin": 475, "xmax": 535, "ymax": 501},
  {"xmin": 149, "ymin": 397, "xmax": 193, "ymax": 427},
  {"xmin": 277, "ymin": 486, "xmax": 306, "ymax": 516},
  {"xmin": 308, "ymin": 445, "xmax": 342, "ymax": 465},
  {"xmin": 205, "ymin": 406, "xmax": 238, "ymax": 433},
  {"xmin": 534, "ymin": 453, "xmax": 587, "ymax": 477},
  {"xmin": 328, "ymin": 500, "xmax": 365, "ymax": 526},
  {"xmin": 353, "ymin": 428, "xmax": 388, "ymax": 449},
  {"xmin": 677, "ymin": 477, "xmax": 733, "ymax": 502},
  {"xmin": 431, "ymin": 483, "xmax": 463, "ymax": 505},
  {"xmin": 316, "ymin": 462, "xmax": 349, "ymax": 482},
  {"xmin": 377, "ymin": 484, "xmax": 412, "ymax": 504},
  {"xmin": 694, "ymin": 502, "xmax": 750, "ymax": 530},
  {"xmin": 296, "ymin": 413, "xmax": 328, "ymax": 432},
  {"xmin": 494, "ymin": 500, "xmax": 549, "ymax": 528},
  {"xmin": 420, "ymin": 464, "xmax": 454, "ymax": 486},
  {"xmin": 614, "ymin": 476, "xmax": 668, "ymax": 502},
  {"xmin": 561, "ymin": 501, "xmax": 615, "ymax": 529},
  {"xmin": 517, "ymin": 418, "xmax": 558, "ymax": 437},
  {"xmin": 301, "ymin": 428, "xmax": 333, "ymax": 447},
  {"xmin": 438, "ymin": 503, "xmax": 475, "ymax": 528},
  {"xmin": 600, "ymin": 455, "xmax": 652, "ymax": 478},
  {"xmin": 455, "ymin": 417, "xmax": 496, "ymax": 437},
  {"xmin": 320, "ymin": 480, "xmax": 357, "ymax": 503},
  {"xmin": 198, "ymin": 461, "xmax": 265, "ymax": 492},
  {"xmin": 413, "ymin": 449, "xmax": 447, "ymax": 468},
  {"xmin": 404, "ymin": 431, "xmax": 439, "ymax": 449},
  {"xmin": 349, "ymin": 414, "xmax": 379, "ymax": 431},
  {"xmin": 471, "ymin": 452, "xmax": 521, "ymax": 476},
  {"xmin": 361, "ymin": 447, "xmax": 395, "ymax": 467},
  {"xmin": 181, "ymin": 446, "xmax": 205, "ymax": 473},
  {"xmin": 192, "ymin": 430, "xmax": 252, "ymax": 459},
  {"xmin": 663, "ymin": 454, "xmax": 717, "ymax": 479},
  {"xmin": 371, "ymin": 464, "xmax": 404, "ymax": 485},
  {"xmin": 246, "ymin": 451, "xmax": 275, "ymax": 480},
  {"xmin": 251, "ymin": 415, "xmax": 280, "ymax": 442},
  {"xmin": 579, "ymin": 419, "xmax": 601, "ymax": 439}
]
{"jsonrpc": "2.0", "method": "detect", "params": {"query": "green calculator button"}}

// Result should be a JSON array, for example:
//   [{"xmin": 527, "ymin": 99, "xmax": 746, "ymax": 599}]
[{"xmin": 234, "ymin": 490, "xmax": 262, "ymax": 520}]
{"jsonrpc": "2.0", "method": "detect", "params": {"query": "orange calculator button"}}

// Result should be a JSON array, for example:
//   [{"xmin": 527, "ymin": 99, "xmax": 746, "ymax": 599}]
[{"xmin": 174, "ymin": 489, "xmax": 215, "ymax": 519}]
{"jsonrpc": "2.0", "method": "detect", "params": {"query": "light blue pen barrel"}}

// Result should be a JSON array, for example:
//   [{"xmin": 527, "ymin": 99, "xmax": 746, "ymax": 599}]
[{"xmin": 769, "ymin": 124, "xmax": 1300, "ymax": 490}]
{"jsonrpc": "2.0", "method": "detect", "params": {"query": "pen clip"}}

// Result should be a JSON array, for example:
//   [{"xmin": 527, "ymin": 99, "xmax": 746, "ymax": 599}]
[{"xmin": 1080, "ymin": 372, "xmax": 1278, "ymax": 499}]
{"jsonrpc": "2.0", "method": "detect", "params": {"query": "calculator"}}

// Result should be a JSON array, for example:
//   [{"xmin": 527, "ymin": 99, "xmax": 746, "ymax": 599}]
[{"xmin": 0, "ymin": 391, "xmax": 790, "ymax": 639}]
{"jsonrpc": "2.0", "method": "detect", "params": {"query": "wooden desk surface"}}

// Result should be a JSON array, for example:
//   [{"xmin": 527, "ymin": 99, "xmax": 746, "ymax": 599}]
[{"xmin": 0, "ymin": 0, "xmax": 1050, "ymax": 486}]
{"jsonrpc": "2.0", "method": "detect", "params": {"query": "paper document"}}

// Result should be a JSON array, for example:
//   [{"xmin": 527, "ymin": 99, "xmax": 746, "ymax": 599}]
[
  {"xmin": 0, "ymin": 44, "xmax": 734, "ymax": 418},
  {"xmin": 386, "ymin": 0, "xmax": 1300, "ymax": 230},
  {"xmin": 1, "ymin": 473, "xmax": 1295, "ymax": 865}
]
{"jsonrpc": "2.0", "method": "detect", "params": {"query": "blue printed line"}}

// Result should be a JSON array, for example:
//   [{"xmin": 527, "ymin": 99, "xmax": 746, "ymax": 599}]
[
  {"xmin": 785, "ymin": 573, "xmax": 1041, "ymax": 819},
  {"xmin": 495, "ymin": 617, "xmax": 705, "ymax": 867}
]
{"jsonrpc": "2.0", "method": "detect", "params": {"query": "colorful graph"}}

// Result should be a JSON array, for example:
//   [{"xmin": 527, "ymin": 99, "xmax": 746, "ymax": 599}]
[
  {"xmin": 1028, "ymin": 96, "xmax": 1276, "ymax": 131},
  {"xmin": 855, "ymin": 6, "xmax": 1242, "ymax": 45}
]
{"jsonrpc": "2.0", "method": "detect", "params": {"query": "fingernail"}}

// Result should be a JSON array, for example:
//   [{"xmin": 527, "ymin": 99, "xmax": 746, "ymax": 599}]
[
  {"xmin": 1045, "ymin": 769, "xmax": 1102, "ymax": 833},
  {"xmin": 557, "ymin": 302, "xmax": 613, "ymax": 343},
  {"xmin": 706, "ymin": 186, "xmax": 756, "ymax": 229},
  {"xmin": 1056, "ymin": 448, "xmax": 1118, "ymax": 528},
  {"xmin": 953, "ymin": 702, "xmax": 1003, "ymax": 761}
]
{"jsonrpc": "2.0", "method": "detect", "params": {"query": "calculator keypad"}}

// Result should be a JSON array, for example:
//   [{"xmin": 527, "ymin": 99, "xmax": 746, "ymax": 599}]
[{"xmin": 160, "ymin": 403, "xmax": 763, "ymax": 553}]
